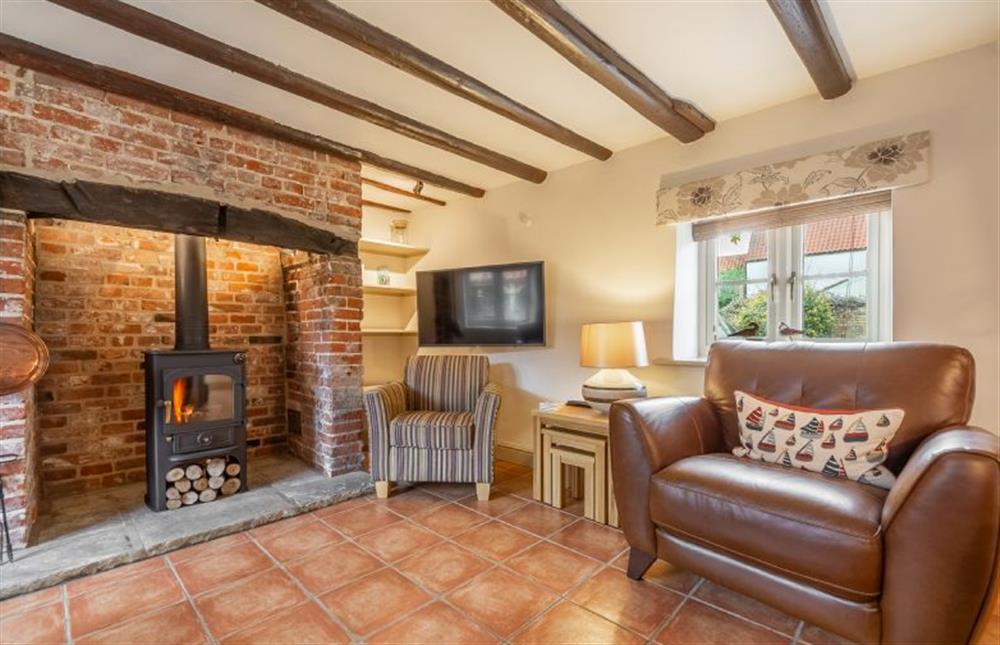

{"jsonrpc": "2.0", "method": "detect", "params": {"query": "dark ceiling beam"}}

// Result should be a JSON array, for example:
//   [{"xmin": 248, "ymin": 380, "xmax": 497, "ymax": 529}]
[
  {"xmin": 0, "ymin": 34, "xmax": 486, "ymax": 198},
  {"xmin": 767, "ymin": 0, "xmax": 852, "ymax": 99},
  {"xmin": 46, "ymin": 0, "xmax": 547, "ymax": 184},
  {"xmin": 256, "ymin": 0, "xmax": 612, "ymax": 162},
  {"xmin": 1, "ymin": 171, "xmax": 357, "ymax": 256},
  {"xmin": 362, "ymin": 177, "xmax": 446, "ymax": 207},
  {"xmin": 361, "ymin": 199, "xmax": 411, "ymax": 214},
  {"xmin": 491, "ymin": 0, "xmax": 714, "ymax": 142}
]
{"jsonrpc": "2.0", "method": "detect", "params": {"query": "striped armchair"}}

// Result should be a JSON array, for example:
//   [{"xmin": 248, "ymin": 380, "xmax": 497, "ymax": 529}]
[{"xmin": 364, "ymin": 355, "xmax": 501, "ymax": 501}]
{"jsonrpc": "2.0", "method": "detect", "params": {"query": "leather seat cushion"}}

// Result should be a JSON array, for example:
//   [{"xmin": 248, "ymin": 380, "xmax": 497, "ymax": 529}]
[
  {"xmin": 650, "ymin": 453, "xmax": 888, "ymax": 602},
  {"xmin": 390, "ymin": 411, "xmax": 475, "ymax": 449}
]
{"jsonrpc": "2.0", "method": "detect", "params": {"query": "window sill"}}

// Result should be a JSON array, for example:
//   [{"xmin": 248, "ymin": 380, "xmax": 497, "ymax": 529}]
[{"xmin": 651, "ymin": 357, "xmax": 708, "ymax": 367}]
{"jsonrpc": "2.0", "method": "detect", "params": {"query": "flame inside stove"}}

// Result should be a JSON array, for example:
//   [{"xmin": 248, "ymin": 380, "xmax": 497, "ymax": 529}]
[{"xmin": 172, "ymin": 378, "xmax": 195, "ymax": 424}]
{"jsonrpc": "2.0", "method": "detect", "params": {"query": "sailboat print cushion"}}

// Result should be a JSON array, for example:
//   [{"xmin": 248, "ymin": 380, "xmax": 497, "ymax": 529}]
[{"xmin": 732, "ymin": 390, "xmax": 905, "ymax": 489}]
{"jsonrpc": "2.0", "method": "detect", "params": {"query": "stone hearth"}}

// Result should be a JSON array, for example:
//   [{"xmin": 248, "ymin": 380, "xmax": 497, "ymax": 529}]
[{"xmin": 0, "ymin": 453, "xmax": 371, "ymax": 599}]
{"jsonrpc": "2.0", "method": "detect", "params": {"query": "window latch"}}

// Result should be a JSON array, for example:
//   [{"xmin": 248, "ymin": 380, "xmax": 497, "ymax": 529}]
[
  {"xmin": 769, "ymin": 273, "xmax": 778, "ymax": 301},
  {"xmin": 787, "ymin": 271, "xmax": 798, "ymax": 301}
]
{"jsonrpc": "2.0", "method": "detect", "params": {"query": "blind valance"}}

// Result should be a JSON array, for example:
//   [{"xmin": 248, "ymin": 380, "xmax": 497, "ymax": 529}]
[
  {"xmin": 657, "ymin": 131, "xmax": 929, "ymax": 226},
  {"xmin": 691, "ymin": 190, "xmax": 890, "ymax": 241}
]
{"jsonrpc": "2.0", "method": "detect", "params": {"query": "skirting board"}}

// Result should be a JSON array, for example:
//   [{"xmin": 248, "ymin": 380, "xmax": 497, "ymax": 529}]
[{"xmin": 496, "ymin": 442, "xmax": 532, "ymax": 467}]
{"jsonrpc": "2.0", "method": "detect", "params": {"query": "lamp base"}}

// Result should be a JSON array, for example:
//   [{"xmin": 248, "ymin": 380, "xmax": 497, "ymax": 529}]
[{"xmin": 581, "ymin": 368, "xmax": 647, "ymax": 413}]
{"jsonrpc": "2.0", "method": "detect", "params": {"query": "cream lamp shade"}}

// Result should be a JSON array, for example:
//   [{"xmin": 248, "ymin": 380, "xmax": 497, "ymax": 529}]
[
  {"xmin": 580, "ymin": 322, "xmax": 649, "ymax": 368},
  {"xmin": 579, "ymin": 322, "xmax": 649, "ymax": 412}
]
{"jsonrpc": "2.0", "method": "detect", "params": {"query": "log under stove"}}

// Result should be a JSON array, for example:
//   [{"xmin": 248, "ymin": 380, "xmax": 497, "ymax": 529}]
[{"xmin": 144, "ymin": 234, "xmax": 247, "ymax": 511}]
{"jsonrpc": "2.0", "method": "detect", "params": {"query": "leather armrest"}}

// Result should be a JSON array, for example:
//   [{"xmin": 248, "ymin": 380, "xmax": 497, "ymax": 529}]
[
  {"xmin": 609, "ymin": 397, "xmax": 724, "ymax": 554},
  {"xmin": 882, "ymin": 426, "xmax": 999, "ymax": 527},
  {"xmin": 880, "ymin": 426, "xmax": 1000, "ymax": 644}
]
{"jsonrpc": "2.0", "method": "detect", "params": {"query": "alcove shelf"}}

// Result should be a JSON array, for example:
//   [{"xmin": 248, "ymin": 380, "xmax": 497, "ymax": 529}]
[
  {"xmin": 358, "ymin": 238, "xmax": 429, "ymax": 258},
  {"xmin": 362, "ymin": 284, "xmax": 417, "ymax": 297}
]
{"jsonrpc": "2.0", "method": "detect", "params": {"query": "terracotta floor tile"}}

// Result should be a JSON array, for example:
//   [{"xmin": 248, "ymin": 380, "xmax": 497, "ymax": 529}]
[
  {"xmin": 0, "ymin": 601, "xmax": 66, "ymax": 645},
  {"xmin": 459, "ymin": 490, "xmax": 530, "ymax": 517},
  {"xmin": 453, "ymin": 520, "xmax": 539, "ymax": 562},
  {"xmin": 550, "ymin": 519, "xmax": 628, "ymax": 562},
  {"xmin": 67, "ymin": 557, "xmax": 165, "ymax": 598},
  {"xmin": 75, "ymin": 601, "xmax": 208, "ymax": 645},
  {"xmin": 194, "ymin": 569, "xmax": 306, "ymax": 639},
  {"xmin": 368, "ymin": 602, "xmax": 498, "ymax": 644},
  {"xmin": 506, "ymin": 541, "xmax": 602, "ymax": 594},
  {"xmin": 168, "ymin": 532, "xmax": 249, "ymax": 564},
  {"xmin": 799, "ymin": 623, "xmax": 858, "ymax": 645},
  {"xmin": 412, "ymin": 503, "xmax": 488, "ymax": 537},
  {"xmin": 419, "ymin": 482, "xmax": 479, "ymax": 501},
  {"xmin": 609, "ymin": 554, "xmax": 701, "ymax": 594},
  {"xmin": 320, "ymin": 568, "xmax": 431, "ymax": 636},
  {"xmin": 312, "ymin": 495, "xmax": 373, "ymax": 520},
  {"xmin": 570, "ymin": 568, "xmax": 684, "ymax": 636},
  {"xmin": 355, "ymin": 520, "xmax": 442, "ymax": 563},
  {"xmin": 0, "ymin": 586, "xmax": 63, "ymax": 618},
  {"xmin": 395, "ymin": 542, "xmax": 494, "ymax": 594},
  {"xmin": 255, "ymin": 520, "xmax": 342, "ymax": 562},
  {"xmin": 173, "ymin": 541, "xmax": 273, "ymax": 596},
  {"xmin": 513, "ymin": 601, "xmax": 644, "ymax": 644},
  {"xmin": 655, "ymin": 600, "xmax": 788, "ymax": 645},
  {"xmin": 247, "ymin": 513, "xmax": 319, "ymax": 541},
  {"xmin": 499, "ymin": 502, "xmax": 578, "ymax": 537},
  {"xmin": 449, "ymin": 568, "xmax": 558, "ymax": 638},
  {"xmin": 68, "ymin": 567, "xmax": 184, "ymax": 638},
  {"xmin": 319, "ymin": 504, "xmax": 403, "ymax": 537},
  {"xmin": 694, "ymin": 581, "xmax": 800, "ymax": 636},
  {"xmin": 374, "ymin": 489, "xmax": 447, "ymax": 516},
  {"xmin": 286, "ymin": 541, "xmax": 383, "ymax": 594},
  {"xmin": 221, "ymin": 601, "xmax": 349, "ymax": 644}
]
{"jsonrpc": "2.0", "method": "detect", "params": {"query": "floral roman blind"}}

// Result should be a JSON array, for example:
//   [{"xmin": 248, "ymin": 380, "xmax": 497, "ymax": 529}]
[{"xmin": 656, "ymin": 131, "xmax": 930, "ymax": 226}]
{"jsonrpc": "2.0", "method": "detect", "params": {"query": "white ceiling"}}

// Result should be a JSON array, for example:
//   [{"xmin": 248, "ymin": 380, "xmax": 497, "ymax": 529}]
[{"xmin": 1, "ymin": 0, "xmax": 997, "ymax": 204}]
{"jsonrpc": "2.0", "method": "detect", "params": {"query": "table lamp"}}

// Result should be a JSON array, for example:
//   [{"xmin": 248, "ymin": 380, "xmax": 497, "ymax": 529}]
[{"xmin": 580, "ymin": 321, "xmax": 649, "ymax": 412}]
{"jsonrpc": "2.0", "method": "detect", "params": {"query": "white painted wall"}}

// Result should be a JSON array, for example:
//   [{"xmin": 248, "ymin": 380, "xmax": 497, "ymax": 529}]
[{"xmin": 362, "ymin": 43, "xmax": 1000, "ymax": 452}]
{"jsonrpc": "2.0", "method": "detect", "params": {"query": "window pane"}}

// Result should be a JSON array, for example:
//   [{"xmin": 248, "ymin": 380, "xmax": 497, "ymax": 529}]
[
  {"xmin": 803, "ymin": 276, "xmax": 867, "ymax": 339},
  {"xmin": 715, "ymin": 230, "xmax": 768, "ymax": 339},
  {"xmin": 801, "ymin": 214, "xmax": 870, "ymax": 340}
]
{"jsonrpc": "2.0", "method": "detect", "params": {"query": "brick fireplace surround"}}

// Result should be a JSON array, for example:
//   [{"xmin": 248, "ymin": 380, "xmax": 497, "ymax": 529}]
[{"xmin": 0, "ymin": 60, "xmax": 365, "ymax": 550}]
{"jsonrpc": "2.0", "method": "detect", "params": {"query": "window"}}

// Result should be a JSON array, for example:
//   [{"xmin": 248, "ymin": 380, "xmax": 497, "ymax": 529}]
[{"xmin": 689, "ymin": 194, "xmax": 892, "ymax": 355}]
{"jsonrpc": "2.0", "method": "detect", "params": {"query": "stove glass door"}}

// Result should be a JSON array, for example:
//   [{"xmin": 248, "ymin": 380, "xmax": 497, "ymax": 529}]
[{"xmin": 168, "ymin": 373, "xmax": 235, "ymax": 425}]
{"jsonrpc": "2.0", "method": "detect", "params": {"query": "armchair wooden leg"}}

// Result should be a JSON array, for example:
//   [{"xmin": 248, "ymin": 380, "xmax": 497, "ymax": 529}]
[
  {"xmin": 375, "ymin": 481, "xmax": 389, "ymax": 499},
  {"xmin": 476, "ymin": 483, "xmax": 490, "ymax": 501},
  {"xmin": 626, "ymin": 548, "xmax": 656, "ymax": 580}
]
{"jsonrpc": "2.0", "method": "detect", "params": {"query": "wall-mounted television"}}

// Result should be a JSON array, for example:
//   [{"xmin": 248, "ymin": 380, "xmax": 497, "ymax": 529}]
[{"xmin": 416, "ymin": 261, "xmax": 545, "ymax": 347}]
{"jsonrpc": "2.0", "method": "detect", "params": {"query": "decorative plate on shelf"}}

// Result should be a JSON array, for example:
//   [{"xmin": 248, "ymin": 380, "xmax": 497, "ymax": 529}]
[{"xmin": 0, "ymin": 323, "xmax": 49, "ymax": 395}]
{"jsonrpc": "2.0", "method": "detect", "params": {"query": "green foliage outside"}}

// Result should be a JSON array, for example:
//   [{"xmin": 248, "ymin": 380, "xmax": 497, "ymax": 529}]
[{"xmin": 717, "ymin": 268, "xmax": 862, "ymax": 339}]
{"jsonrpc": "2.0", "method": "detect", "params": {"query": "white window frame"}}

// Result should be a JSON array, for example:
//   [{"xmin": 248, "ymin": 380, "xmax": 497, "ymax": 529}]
[{"xmin": 697, "ymin": 211, "xmax": 892, "ymax": 355}]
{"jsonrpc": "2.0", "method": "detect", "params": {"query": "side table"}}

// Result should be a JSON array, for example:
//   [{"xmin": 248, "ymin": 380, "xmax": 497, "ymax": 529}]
[{"xmin": 531, "ymin": 404, "xmax": 618, "ymax": 527}]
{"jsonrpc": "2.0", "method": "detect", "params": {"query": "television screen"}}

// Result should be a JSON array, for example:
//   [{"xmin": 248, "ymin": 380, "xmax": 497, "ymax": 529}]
[{"xmin": 417, "ymin": 261, "xmax": 545, "ymax": 346}]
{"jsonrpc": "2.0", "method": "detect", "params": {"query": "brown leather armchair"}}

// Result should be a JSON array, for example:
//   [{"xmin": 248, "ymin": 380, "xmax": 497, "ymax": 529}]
[{"xmin": 610, "ymin": 341, "xmax": 999, "ymax": 644}]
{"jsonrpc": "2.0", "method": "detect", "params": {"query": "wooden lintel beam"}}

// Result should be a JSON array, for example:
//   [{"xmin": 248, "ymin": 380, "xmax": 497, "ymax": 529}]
[
  {"xmin": 362, "ymin": 178, "xmax": 446, "ymax": 207},
  {"xmin": 0, "ymin": 171, "xmax": 357, "ymax": 256},
  {"xmin": 47, "ymin": 0, "xmax": 548, "ymax": 183},
  {"xmin": 361, "ymin": 200, "xmax": 411, "ymax": 214},
  {"xmin": 256, "ymin": 0, "xmax": 611, "ymax": 161},
  {"xmin": 767, "ymin": 0, "xmax": 852, "ymax": 99},
  {"xmin": 0, "ymin": 34, "xmax": 485, "ymax": 198},
  {"xmin": 491, "ymin": 0, "xmax": 714, "ymax": 142}
]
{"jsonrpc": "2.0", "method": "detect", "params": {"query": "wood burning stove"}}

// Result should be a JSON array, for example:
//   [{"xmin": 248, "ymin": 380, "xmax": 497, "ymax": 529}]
[{"xmin": 144, "ymin": 235, "xmax": 247, "ymax": 511}]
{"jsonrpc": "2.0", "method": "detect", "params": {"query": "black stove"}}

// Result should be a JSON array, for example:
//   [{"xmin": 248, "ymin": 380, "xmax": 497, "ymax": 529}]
[{"xmin": 143, "ymin": 235, "xmax": 247, "ymax": 511}]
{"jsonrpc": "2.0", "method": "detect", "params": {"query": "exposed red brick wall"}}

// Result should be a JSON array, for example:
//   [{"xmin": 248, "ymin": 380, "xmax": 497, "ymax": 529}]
[
  {"xmin": 32, "ymin": 221, "xmax": 289, "ymax": 497},
  {"xmin": 282, "ymin": 251, "xmax": 365, "ymax": 476},
  {"xmin": 0, "ymin": 61, "xmax": 362, "ymax": 232},
  {"xmin": 0, "ymin": 59, "xmax": 364, "ymax": 543},
  {"xmin": 0, "ymin": 213, "xmax": 39, "ymax": 549}
]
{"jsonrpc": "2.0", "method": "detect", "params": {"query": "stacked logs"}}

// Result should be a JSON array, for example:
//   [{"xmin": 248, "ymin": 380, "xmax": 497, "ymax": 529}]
[{"xmin": 164, "ymin": 457, "xmax": 242, "ymax": 510}]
